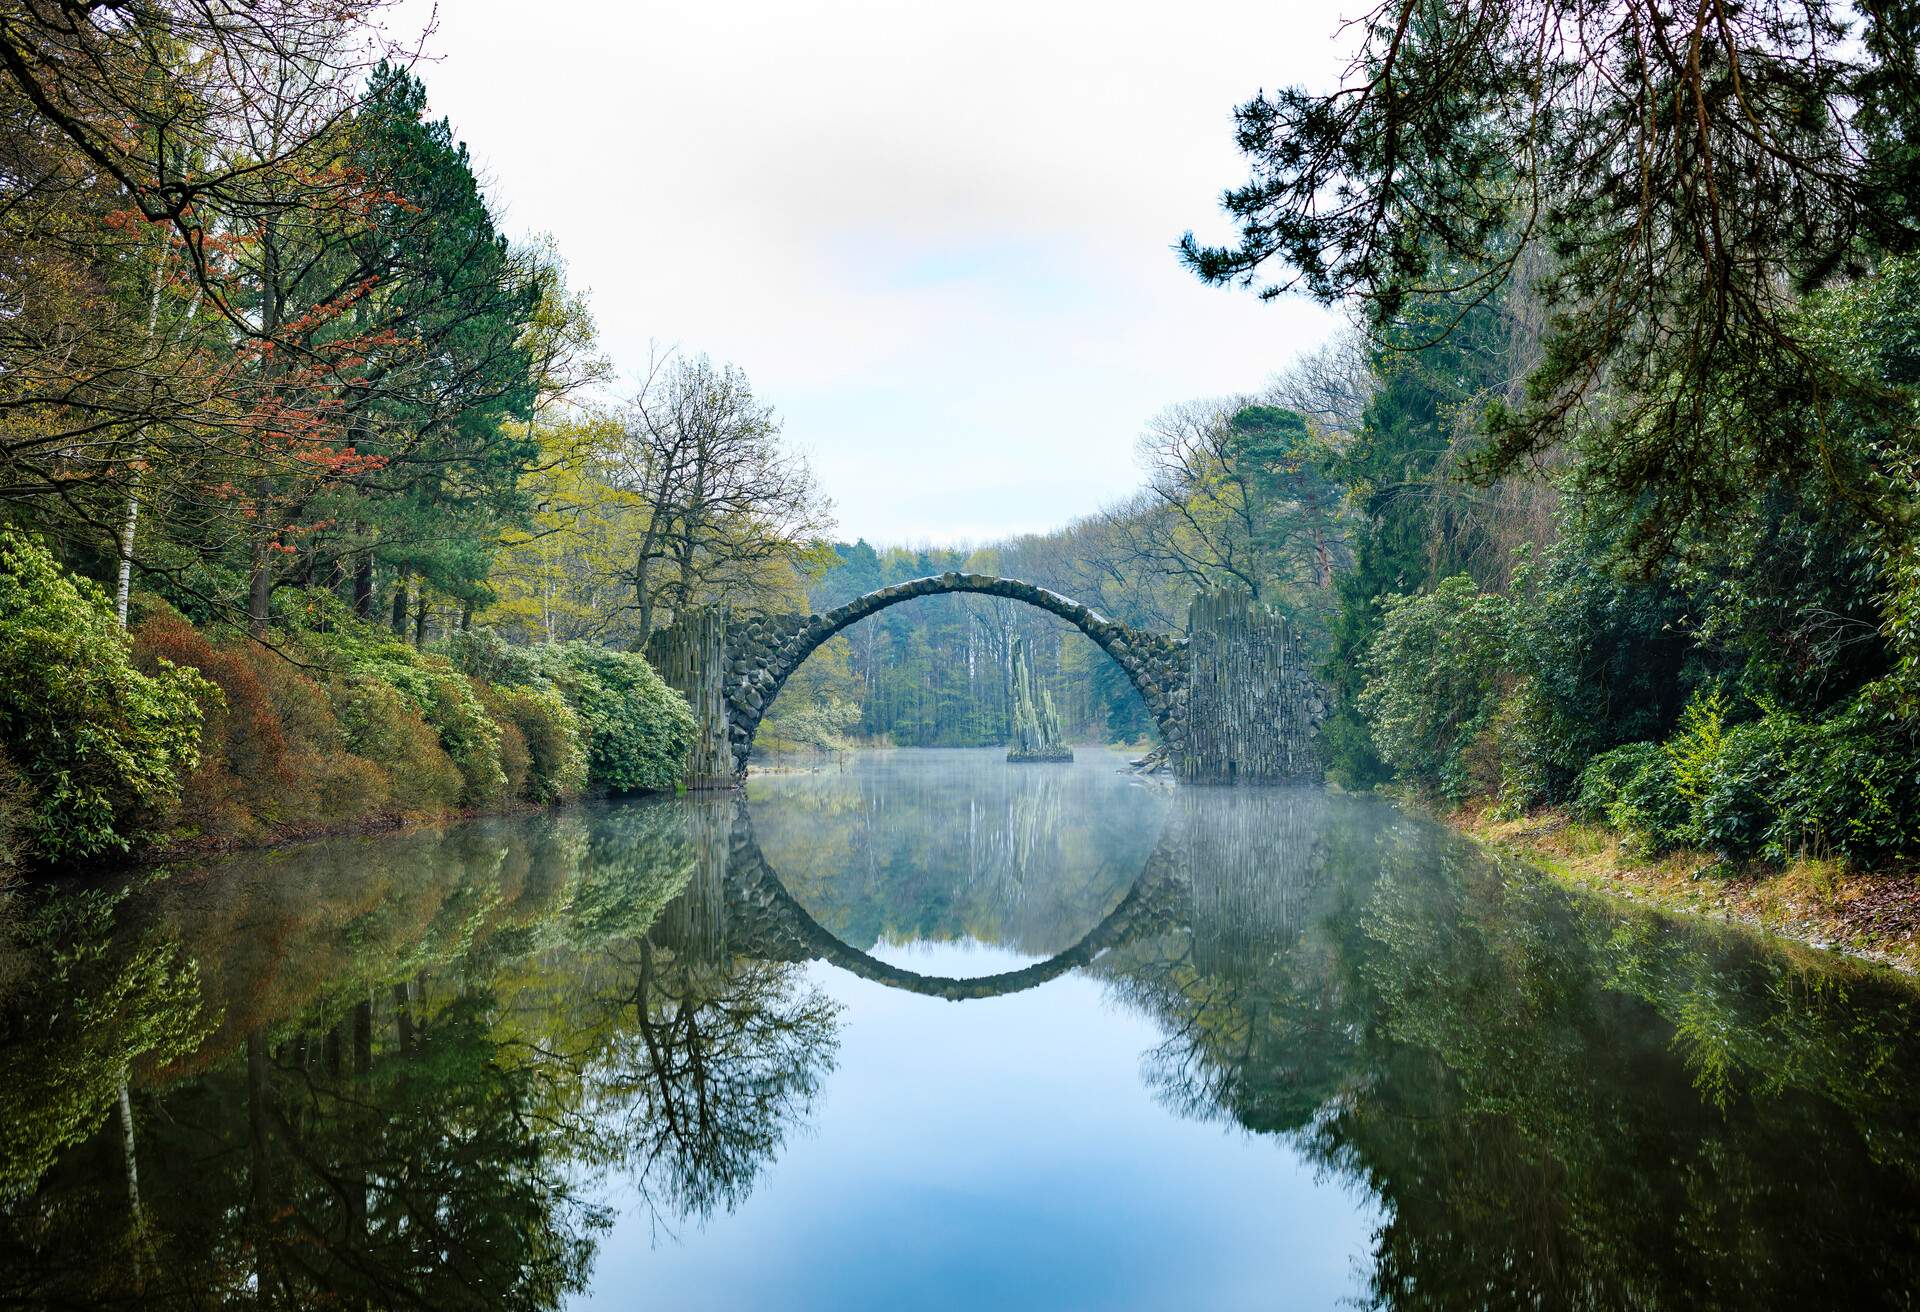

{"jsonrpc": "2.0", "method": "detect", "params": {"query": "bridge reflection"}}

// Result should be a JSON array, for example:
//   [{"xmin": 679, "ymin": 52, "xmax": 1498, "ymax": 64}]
[{"xmin": 647, "ymin": 786, "xmax": 1352, "ymax": 1002}]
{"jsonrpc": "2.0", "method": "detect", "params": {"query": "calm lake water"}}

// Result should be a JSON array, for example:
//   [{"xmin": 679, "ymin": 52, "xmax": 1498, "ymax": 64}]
[{"xmin": 3, "ymin": 747, "xmax": 1918, "ymax": 1309}]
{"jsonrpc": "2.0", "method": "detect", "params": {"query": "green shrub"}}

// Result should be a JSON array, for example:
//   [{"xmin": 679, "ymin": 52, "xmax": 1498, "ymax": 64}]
[
  {"xmin": 0, "ymin": 751, "xmax": 24, "ymax": 886},
  {"xmin": 443, "ymin": 627, "xmax": 541, "ymax": 686},
  {"xmin": 1670, "ymin": 688, "xmax": 1920, "ymax": 868},
  {"xmin": 493, "ymin": 684, "xmax": 588, "ymax": 803},
  {"xmin": 1575, "ymin": 742, "xmax": 1690, "ymax": 853},
  {"xmin": 1572, "ymin": 743, "xmax": 1647, "ymax": 823},
  {"xmin": 452, "ymin": 631, "xmax": 690, "ymax": 795},
  {"xmin": 1359, "ymin": 575, "xmax": 1514, "ymax": 802},
  {"xmin": 328, "ymin": 676, "xmax": 464, "ymax": 816},
  {"xmin": 420, "ymin": 668, "xmax": 508, "ymax": 807},
  {"xmin": 1769, "ymin": 691, "xmax": 1920, "ymax": 867},
  {"xmin": 0, "ymin": 531, "xmax": 210, "ymax": 864},
  {"xmin": 1480, "ymin": 683, "xmax": 1561, "ymax": 815},
  {"xmin": 531, "ymin": 643, "xmax": 693, "ymax": 793},
  {"xmin": 1501, "ymin": 527, "xmax": 1701, "ymax": 797},
  {"xmin": 1694, "ymin": 715, "xmax": 1801, "ymax": 862},
  {"xmin": 283, "ymin": 592, "xmax": 506, "ymax": 807}
]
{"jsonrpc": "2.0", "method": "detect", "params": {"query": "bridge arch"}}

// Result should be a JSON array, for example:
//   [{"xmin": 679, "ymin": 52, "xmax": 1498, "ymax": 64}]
[
  {"xmin": 719, "ymin": 573, "xmax": 1189, "ymax": 778},
  {"xmin": 723, "ymin": 810, "xmax": 1184, "ymax": 1001}
]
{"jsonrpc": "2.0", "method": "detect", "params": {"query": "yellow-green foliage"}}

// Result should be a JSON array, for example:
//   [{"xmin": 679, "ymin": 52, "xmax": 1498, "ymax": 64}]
[
  {"xmin": 328, "ymin": 676, "xmax": 465, "ymax": 817},
  {"xmin": 0, "ymin": 532, "xmax": 210, "ymax": 865},
  {"xmin": 756, "ymin": 634, "xmax": 861, "ymax": 753},
  {"xmin": 525, "ymin": 643, "xmax": 694, "ymax": 794},
  {"xmin": 492, "ymin": 684, "xmax": 589, "ymax": 803},
  {"xmin": 0, "ymin": 889, "xmax": 212, "ymax": 1201},
  {"xmin": 446, "ymin": 628, "xmax": 690, "ymax": 796},
  {"xmin": 283, "ymin": 594, "xmax": 508, "ymax": 807},
  {"xmin": 1665, "ymin": 688, "xmax": 1729, "ymax": 807}
]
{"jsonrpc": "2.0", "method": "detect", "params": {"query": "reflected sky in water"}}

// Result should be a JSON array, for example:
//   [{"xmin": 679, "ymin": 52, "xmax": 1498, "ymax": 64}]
[
  {"xmin": 2, "ymin": 748, "xmax": 1917, "ymax": 1310},
  {"xmin": 587, "ymin": 941, "xmax": 1378, "ymax": 1311}
]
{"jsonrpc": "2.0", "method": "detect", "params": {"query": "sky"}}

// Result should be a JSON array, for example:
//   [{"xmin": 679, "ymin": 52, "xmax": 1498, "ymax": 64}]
[{"xmin": 387, "ymin": 0, "xmax": 1350, "ymax": 545}]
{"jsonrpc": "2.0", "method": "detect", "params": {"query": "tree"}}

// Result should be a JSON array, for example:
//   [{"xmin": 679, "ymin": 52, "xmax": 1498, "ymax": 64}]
[
  {"xmin": 612, "ymin": 353, "xmax": 829, "ymax": 642},
  {"xmin": 485, "ymin": 412, "xmax": 645, "ymax": 644},
  {"xmin": 601, "ymin": 943, "xmax": 840, "ymax": 1225},
  {"xmin": 1115, "ymin": 398, "xmax": 1346, "ymax": 619},
  {"xmin": 1182, "ymin": 0, "xmax": 1920, "ymax": 553},
  {"xmin": 1263, "ymin": 324, "xmax": 1377, "ymax": 445},
  {"xmin": 316, "ymin": 63, "xmax": 540, "ymax": 641}
]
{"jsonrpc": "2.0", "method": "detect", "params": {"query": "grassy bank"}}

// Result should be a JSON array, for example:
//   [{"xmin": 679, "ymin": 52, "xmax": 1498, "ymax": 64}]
[{"xmin": 1453, "ymin": 804, "xmax": 1920, "ymax": 974}]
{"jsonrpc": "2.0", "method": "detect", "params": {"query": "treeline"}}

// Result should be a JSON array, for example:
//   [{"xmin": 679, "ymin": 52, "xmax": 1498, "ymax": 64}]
[
  {"xmin": 0, "ymin": 2, "xmax": 828, "ymax": 871},
  {"xmin": 0, "ymin": 800, "xmax": 836, "ymax": 1300},
  {"xmin": 778, "ymin": 542, "xmax": 1149, "ymax": 751},
  {"xmin": 0, "ymin": 529, "xmax": 693, "ymax": 867}
]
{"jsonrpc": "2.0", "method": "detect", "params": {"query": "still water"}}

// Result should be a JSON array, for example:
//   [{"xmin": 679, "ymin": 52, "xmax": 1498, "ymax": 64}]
[{"xmin": 2, "ymin": 748, "xmax": 1917, "ymax": 1309}]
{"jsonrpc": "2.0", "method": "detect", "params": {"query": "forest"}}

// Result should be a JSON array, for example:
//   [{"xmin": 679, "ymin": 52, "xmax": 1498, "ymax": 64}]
[{"xmin": 1, "ymin": 0, "xmax": 1918, "ymax": 915}]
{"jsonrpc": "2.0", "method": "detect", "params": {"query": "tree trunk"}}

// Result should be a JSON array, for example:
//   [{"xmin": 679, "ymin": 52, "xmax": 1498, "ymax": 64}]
[
  {"xmin": 245, "ymin": 1028, "xmax": 274, "ymax": 1292},
  {"xmin": 389, "ymin": 571, "xmax": 410, "ymax": 637},
  {"xmin": 115, "ymin": 480, "xmax": 141, "ymax": 629},
  {"xmin": 352, "ymin": 545, "xmax": 374, "ymax": 619},
  {"xmin": 115, "ymin": 229, "xmax": 181, "ymax": 632},
  {"xmin": 413, "ymin": 590, "xmax": 428, "ymax": 647},
  {"xmin": 349, "ymin": 999, "xmax": 371, "ymax": 1262},
  {"xmin": 118, "ymin": 1079, "xmax": 142, "ymax": 1224},
  {"xmin": 249, "ymin": 216, "xmax": 284, "ymax": 643},
  {"xmin": 248, "ymin": 524, "xmax": 273, "ymax": 638},
  {"xmin": 393, "ymin": 981, "xmax": 414, "ymax": 1054}
]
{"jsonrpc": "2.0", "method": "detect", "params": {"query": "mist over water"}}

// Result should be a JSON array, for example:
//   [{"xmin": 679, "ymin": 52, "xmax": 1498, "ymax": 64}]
[{"xmin": 3, "ymin": 749, "xmax": 1917, "ymax": 1309}]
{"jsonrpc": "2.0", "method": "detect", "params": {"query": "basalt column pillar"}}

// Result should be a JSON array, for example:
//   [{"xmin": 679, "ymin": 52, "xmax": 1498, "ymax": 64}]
[{"xmin": 645, "ymin": 606, "xmax": 736, "ymax": 789}]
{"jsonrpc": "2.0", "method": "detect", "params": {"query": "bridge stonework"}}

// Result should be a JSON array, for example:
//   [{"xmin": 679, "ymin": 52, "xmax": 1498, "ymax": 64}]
[{"xmin": 644, "ymin": 573, "xmax": 1324, "ymax": 788}]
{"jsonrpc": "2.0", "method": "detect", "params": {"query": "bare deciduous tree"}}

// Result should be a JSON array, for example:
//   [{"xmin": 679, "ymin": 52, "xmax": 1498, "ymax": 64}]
[
  {"xmin": 1264, "ymin": 325, "xmax": 1377, "ymax": 446},
  {"xmin": 613, "ymin": 352, "xmax": 830, "ymax": 642}
]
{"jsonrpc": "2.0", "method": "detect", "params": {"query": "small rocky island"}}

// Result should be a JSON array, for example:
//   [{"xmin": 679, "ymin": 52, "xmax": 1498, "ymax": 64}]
[{"xmin": 1007, "ymin": 634, "xmax": 1073, "ymax": 763}]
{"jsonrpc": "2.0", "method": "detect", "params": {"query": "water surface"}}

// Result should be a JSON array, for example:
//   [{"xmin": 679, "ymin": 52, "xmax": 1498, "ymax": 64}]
[{"xmin": 2, "ymin": 748, "xmax": 1916, "ymax": 1309}]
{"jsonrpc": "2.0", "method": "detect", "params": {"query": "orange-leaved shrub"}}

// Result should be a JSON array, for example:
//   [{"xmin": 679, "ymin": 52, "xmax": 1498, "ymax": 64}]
[{"xmin": 131, "ymin": 607, "xmax": 391, "ymax": 844}]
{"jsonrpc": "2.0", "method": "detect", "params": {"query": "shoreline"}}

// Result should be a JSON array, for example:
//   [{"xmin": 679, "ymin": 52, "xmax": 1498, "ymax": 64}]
[
  {"xmin": 1448, "ymin": 803, "xmax": 1920, "ymax": 975},
  {"xmin": 88, "ymin": 791, "xmax": 672, "ymax": 880}
]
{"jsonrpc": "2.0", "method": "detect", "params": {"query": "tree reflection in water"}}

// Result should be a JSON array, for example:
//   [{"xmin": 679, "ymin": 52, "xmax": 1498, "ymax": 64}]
[
  {"xmin": 599, "ymin": 942, "xmax": 839, "ymax": 1231},
  {"xmin": 0, "ymin": 799, "xmax": 842, "ymax": 1310},
  {"xmin": 0, "ymin": 759, "xmax": 1917, "ymax": 1309},
  {"xmin": 1104, "ymin": 789, "xmax": 1920, "ymax": 1309}
]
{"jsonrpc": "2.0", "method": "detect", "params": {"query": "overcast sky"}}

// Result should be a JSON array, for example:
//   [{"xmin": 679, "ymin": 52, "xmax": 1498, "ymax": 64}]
[{"xmin": 389, "ymin": 0, "xmax": 1349, "ymax": 545}]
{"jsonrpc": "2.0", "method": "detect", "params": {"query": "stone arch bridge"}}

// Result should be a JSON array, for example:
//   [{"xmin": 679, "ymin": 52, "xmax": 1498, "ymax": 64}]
[{"xmin": 645, "ymin": 573, "xmax": 1326, "ymax": 787}]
